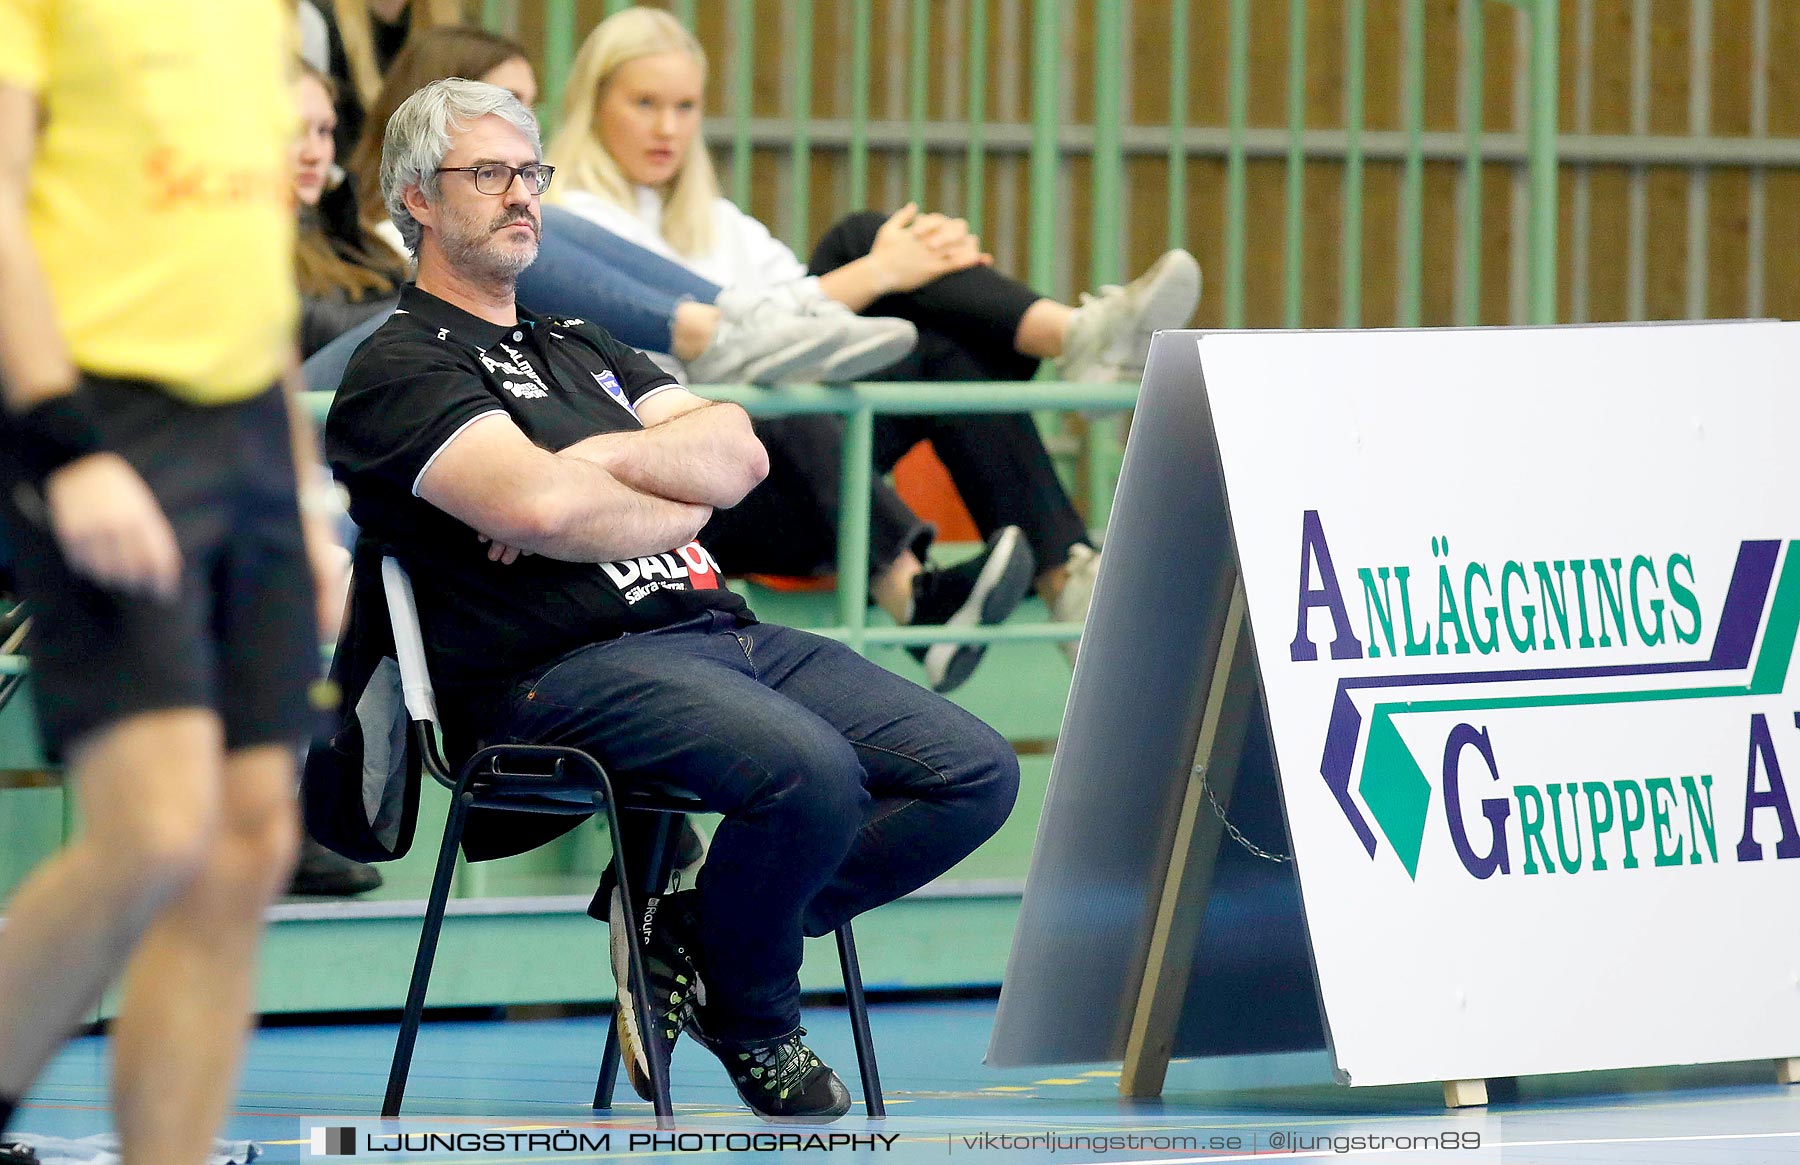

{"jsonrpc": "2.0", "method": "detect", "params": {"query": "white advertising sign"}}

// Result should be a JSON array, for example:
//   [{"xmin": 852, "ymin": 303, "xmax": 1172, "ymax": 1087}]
[{"xmin": 1201, "ymin": 321, "xmax": 1800, "ymax": 1087}]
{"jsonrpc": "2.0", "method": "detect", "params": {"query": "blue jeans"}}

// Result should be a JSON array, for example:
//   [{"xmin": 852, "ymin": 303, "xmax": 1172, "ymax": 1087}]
[
  {"xmin": 476, "ymin": 611, "xmax": 1019, "ymax": 1040},
  {"xmin": 516, "ymin": 205, "xmax": 721, "ymax": 353}
]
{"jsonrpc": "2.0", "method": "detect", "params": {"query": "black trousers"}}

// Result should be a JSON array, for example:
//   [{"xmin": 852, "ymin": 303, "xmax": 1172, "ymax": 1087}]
[
  {"xmin": 700, "ymin": 211, "xmax": 1092, "ymax": 580},
  {"xmin": 0, "ymin": 378, "xmax": 316, "ymax": 754}
]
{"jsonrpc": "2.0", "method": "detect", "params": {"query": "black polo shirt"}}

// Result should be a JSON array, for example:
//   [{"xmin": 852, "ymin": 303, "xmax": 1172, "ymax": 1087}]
[{"xmin": 326, "ymin": 283, "xmax": 751, "ymax": 709}]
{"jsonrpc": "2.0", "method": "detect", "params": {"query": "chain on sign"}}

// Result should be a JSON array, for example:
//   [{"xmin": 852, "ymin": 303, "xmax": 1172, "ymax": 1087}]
[{"xmin": 1192, "ymin": 764, "xmax": 1291, "ymax": 863}]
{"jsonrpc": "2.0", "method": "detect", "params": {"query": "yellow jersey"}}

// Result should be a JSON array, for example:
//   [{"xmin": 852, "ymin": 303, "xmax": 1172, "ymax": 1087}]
[{"xmin": 0, "ymin": 0, "xmax": 298, "ymax": 402}]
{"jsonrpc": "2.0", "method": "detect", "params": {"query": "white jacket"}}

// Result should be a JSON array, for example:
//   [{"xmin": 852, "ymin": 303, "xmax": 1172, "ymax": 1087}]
[{"xmin": 556, "ymin": 186, "xmax": 808, "ymax": 291}]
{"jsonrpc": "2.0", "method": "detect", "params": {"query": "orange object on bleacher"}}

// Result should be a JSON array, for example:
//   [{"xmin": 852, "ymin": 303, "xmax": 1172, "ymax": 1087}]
[
  {"xmin": 743, "ymin": 443, "xmax": 978, "ymax": 592},
  {"xmin": 893, "ymin": 442, "xmax": 978, "ymax": 542}
]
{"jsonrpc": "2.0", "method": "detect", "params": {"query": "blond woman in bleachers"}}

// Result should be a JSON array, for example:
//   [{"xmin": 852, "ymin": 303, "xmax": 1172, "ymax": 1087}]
[{"xmin": 547, "ymin": 6, "xmax": 1203, "ymax": 665}]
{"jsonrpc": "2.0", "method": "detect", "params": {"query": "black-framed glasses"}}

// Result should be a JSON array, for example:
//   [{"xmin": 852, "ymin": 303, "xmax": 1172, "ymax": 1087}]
[{"xmin": 435, "ymin": 162, "xmax": 555, "ymax": 196}]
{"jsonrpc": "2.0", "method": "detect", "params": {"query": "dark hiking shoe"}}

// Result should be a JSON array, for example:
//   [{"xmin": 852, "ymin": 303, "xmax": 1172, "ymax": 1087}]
[
  {"xmin": 288, "ymin": 835, "xmax": 383, "ymax": 896},
  {"xmin": 690, "ymin": 1023, "xmax": 852, "ymax": 1123},
  {"xmin": 584, "ymin": 817, "xmax": 708, "ymax": 923},
  {"xmin": 608, "ymin": 887, "xmax": 703, "ymax": 1102}
]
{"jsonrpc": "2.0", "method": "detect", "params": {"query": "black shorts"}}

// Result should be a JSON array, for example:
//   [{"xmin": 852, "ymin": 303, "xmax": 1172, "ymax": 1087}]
[{"xmin": 0, "ymin": 375, "xmax": 318, "ymax": 756}]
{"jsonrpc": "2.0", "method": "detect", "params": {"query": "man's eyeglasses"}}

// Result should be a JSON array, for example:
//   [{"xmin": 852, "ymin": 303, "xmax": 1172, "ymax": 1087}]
[{"xmin": 435, "ymin": 162, "xmax": 555, "ymax": 196}]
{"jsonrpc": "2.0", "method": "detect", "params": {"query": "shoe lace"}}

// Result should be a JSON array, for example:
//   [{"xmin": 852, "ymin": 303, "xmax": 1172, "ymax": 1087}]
[
  {"xmin": 658, "ymin": 963, "xmax": 697, "ymax": 1030},
  {"xmin": 1077, "ymin": 285, "xmax": 1126, "ymax": 308},
  {"xmin": 651, "ymin": 901, "xmax": 704, "ymax": 1021},
  {"xmin": 1066, "ymin": 288, "xmax": 1134, "ymax": 370},
  {"xmin": 739, "ymin": 1028, "xmax": 824, "ymax": 1094}
]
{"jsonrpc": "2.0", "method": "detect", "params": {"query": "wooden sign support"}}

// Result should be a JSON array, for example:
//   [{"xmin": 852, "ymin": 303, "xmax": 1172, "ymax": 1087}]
[{"xmin": 1121, "ymin": 579, "xmax": 1256, "ymax": 1098}]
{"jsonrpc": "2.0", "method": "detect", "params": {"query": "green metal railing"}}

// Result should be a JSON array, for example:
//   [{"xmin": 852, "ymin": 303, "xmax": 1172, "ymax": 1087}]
[
  {"xmin": 400, "ymin": 0, "xmax": 1568, "ymax": 659},
  {"xmin": 696, "ymin": 381, "xmax": 1137, "ymax": 652},
  {"xmin": 1524, "ymin": 0, "xmax": 1559, "ymax": 325},
  {"xmin": 299, "ymin": 382, "xmax": 1135, "ymax": 655},
  {"xmin": 511, "ymin": 0, "xmax": 1563, "ymax": 324}
]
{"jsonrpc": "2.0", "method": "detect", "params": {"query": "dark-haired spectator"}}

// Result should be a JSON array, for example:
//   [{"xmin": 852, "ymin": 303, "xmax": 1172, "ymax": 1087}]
[
  {"xmin": 293, "ymin": 61, "xmax": 404, "ymax": 358},
  {"xmin": 304, "ymin": 0, "xmax": 465, "ymax": 158}
]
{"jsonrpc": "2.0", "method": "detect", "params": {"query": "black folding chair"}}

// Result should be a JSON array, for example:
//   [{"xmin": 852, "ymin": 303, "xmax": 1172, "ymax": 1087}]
[
  {"xmin": 0, "ymin": 599, "xmax": 30, "ymax": 716},
  {"xmin": 375, "ymin": 557, "xmax": 884, "ymax": 1127}
]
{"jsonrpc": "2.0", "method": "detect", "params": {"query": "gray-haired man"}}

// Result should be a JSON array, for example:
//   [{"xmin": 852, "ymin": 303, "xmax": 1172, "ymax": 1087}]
[{"xmin": 324, "ymin": 80, "xmax": 1018, "ymax": 1124}]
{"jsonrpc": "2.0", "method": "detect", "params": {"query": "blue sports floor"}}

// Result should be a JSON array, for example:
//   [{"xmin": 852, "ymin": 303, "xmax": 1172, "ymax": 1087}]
[{"xmin": 11, "ymin": 997, "xmax": 1800, "ymax": 1163}]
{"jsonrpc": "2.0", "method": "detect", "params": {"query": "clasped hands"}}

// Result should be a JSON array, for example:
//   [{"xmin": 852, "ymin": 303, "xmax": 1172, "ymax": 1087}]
[{"xmin": 866, "ymin": 202, "xmax": 993, "ymax": 294}]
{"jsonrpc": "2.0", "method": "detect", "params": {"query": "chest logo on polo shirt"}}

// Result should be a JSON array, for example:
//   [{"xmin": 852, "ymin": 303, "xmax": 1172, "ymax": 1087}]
[
  {"xmin": 594, "ymin": 370, "xmax": 636, "ymax": 417},
  {"xmin": 481, "ymin": 345, "xmax": 551, "ymax": 399},
  {"xmin": 599, "ymin": 541, "xmax": 723, "ymax": 604}
]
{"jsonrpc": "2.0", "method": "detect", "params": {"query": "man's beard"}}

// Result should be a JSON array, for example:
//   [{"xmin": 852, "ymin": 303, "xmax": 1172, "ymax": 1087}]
[{"xmin": 441, "ymin": 207, "xmax": 540, "ymax": 284}]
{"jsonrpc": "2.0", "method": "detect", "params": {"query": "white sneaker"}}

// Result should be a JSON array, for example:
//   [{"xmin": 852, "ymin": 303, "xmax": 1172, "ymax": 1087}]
[
  {"xmin": 771, "ymin": 278, "xmax": 917, "ymax": 382},
  {"xmin": 1049, "ymin": 542, "xmax": 1102, "ymax": 667},
  {"xmin": 687, "ymin": 285, "xmax": 843, "ymax": 384},
  {"xmin": 1059, "ymin": 250, "xmax": 1201, "ymax": 383}
]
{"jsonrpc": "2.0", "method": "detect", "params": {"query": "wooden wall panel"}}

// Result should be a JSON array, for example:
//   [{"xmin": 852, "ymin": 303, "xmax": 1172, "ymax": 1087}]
[
  {"xmin": 1647, "ymin": 0, "xmax": 1692, "ymax": 136},
  {"xmin": 1475, "ymin": 163, "xmax": 1517, "ymax": 324},
  {"xmin": 1706, "ymin": 169, "xmax": 1751, "ymax": 319},
  {"xmin": 1765, "ymin": 172, "xmax": 1800, "ymax": 321},
  {"xmin": 496, "ymin": 0, "xmax": 1797, "ymax": 326},
  {"xmin": 1421, "ymin": 160, "xmax": 1460, "ymax": 326},
  {"xmin": 1589, "ymin": 0, "xmax": 1636, "ymax": 135},
  {"xmin": 1712, "ymin": 0, "xmax": 1754, "ymax": 137},
  {"xmin": 1583, "ymin": 166, "xmax": 1634, "ymax": 321},
  {"xmin": 1644, "ymin": 166, "xmax": 1690, "ymax": 319}
]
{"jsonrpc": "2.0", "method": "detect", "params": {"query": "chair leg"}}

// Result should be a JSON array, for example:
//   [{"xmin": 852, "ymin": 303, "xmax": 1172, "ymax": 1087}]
[
  {"xmin": 642, "ymin": 813, "xmax": 682, "ymax": 895},
  {"xmin": 384, "ymin": 789, "xmax": 472, "ymax": 1118},
  {"xmin": 595, "ymin": 1004, "xmax": 623, "ymax": 1110},
  {"xmin": 593, "ymin": 814, "xmax": 683, "ymax": 1112},
  {"xmin": 836, "ymin": 923, "xmax": 884, "ymax": 1118},
  {"xmin": 593, "ymin": 801, "xmax": 677, "ymax": 1129},
  {"xmin": 594, "ymin": 807, "xmax": 622, "ymax": 1112}
]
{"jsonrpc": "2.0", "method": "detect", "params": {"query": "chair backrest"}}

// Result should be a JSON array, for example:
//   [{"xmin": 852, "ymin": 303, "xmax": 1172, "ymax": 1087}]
[{"xmin": 380, "ymin": 556, "xmax": 440, "ymax": 729}]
